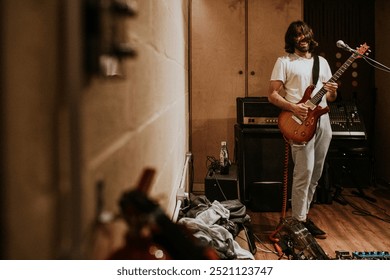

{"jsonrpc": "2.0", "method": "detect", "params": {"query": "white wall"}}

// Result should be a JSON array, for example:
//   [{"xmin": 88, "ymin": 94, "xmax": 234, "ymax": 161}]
[{"xmin": 1, "ymin": 0, "xmax": 190, "ymax": 259}]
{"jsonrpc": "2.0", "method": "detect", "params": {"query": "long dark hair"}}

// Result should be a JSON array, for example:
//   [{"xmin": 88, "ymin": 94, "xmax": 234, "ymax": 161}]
[{"xmin": 284, "ymin": 20, "xmax": 318, "ymax": 53}]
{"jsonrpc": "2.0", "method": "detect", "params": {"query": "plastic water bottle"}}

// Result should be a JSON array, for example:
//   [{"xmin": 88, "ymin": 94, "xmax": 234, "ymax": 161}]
[{"xmin": 219, "ymin": 141, "xmax": 230, "ymax": 175}]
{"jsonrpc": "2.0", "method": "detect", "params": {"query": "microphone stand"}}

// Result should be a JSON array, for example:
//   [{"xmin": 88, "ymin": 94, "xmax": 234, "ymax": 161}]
[
  {"xmin": 337, "ymin": 42, "xmax": 381, "ymax": 204},
  {"xmin": 341, "ymin": 43, "xmax": 390, "ymax": 72}
]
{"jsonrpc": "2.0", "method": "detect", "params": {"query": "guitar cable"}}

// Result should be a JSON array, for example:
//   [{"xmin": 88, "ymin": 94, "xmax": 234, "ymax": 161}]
[{"xmin": 268, "ymin": 140, "xmax": 290, "ymax": 256}]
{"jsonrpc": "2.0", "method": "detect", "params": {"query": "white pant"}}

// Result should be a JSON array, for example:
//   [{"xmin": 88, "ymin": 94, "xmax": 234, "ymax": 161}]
[{"xmin": 290, "ymin": 113, "xmax": 332, "ymax": 222}]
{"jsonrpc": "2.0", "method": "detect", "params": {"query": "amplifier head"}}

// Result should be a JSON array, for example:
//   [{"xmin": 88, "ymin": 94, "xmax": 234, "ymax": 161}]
[{"xmin": 236, "ymin": 97, "xmax": 280, "ymax": 126}]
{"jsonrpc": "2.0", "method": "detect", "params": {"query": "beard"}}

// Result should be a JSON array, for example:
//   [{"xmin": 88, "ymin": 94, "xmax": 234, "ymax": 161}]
[{"xmin": 295, "ymin": 40, "xmax": 310, "ymax": 53}]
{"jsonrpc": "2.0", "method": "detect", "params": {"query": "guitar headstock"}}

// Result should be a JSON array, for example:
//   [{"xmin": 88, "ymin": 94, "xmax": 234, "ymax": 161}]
[{"xmin": 355, "ymin": 43, "xmax": 370, "ymax": 58}]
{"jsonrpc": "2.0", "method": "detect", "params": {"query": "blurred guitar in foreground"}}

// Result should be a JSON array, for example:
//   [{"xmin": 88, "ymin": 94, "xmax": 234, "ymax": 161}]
[{"xmin": 109, "ymin": 168, "xmax": 218, "ymax": 260}]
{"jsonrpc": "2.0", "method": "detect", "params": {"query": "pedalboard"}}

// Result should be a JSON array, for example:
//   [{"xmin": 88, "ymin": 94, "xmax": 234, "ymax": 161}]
[{"xmin": 335, "ymin": 250, "xmax": 390, "ymax": 260}]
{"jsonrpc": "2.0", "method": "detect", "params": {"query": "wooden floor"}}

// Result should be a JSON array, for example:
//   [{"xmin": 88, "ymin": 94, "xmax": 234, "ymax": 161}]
[
  {"xmin": 90, "ymin": 184, "xmax": 390, "ymax": 260},
  {"xmin": 236, "ymin": 184, "xmax": 390, "ymax": 260}
]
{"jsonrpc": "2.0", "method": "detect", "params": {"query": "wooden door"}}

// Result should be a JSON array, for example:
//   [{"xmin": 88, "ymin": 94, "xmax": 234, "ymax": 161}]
[
  {"xmin": 247, "ymin": 0, "xmax": 302, "ymax": 96},
  {"xmin": 191, "ymin": 0, "xmax": 246, "ymax": 188}
]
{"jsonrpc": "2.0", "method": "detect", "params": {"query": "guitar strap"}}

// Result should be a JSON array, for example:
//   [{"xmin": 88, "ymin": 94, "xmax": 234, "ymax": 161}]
[{"xmin": 312, "ymin": 55, "xmax": 319, "ymax": 87}]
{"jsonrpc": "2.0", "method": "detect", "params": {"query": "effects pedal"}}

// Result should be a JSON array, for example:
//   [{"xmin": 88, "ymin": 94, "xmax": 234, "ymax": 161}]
[{"xmin": 335, "ymin": 250, "xmax": 390, "ymax": 260}]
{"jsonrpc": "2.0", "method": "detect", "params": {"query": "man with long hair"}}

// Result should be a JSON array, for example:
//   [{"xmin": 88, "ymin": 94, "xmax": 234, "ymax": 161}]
[{"xmin": 268, "ymin": 20, "xmax": 338, "ymax": 239}]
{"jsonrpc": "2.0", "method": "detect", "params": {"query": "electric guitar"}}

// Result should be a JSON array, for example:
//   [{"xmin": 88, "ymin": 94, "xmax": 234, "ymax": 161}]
[
  {"xmin": 278, "ymin": 43, "xmax": 370, "ymax": 144},
  {"xmin": 109, "ymin": 168, "xmax": 219, "ymax": 260}
]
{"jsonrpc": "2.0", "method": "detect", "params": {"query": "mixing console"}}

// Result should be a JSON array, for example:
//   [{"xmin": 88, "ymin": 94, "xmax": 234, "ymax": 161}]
[{"xmin": 329, "ymin": 101, "xmax": 366, "ymax": 138}]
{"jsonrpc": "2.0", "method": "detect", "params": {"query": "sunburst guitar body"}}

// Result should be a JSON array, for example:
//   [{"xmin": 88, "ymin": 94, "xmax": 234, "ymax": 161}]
[{"xmin": 278, "ymin": 85, "xmax": 329, "ymax": 144}]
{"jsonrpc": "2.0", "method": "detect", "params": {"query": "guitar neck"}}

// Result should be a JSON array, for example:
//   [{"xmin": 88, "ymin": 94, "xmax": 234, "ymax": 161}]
[{"xmin": 310, "ymin": 53, "xmax": 358, "ymax": 105}]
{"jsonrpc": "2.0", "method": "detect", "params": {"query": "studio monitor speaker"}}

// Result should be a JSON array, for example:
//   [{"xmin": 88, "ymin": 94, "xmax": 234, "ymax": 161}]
[{"xmin": 234, "ymin": 124, "xmax": 292, "ymax": 212}]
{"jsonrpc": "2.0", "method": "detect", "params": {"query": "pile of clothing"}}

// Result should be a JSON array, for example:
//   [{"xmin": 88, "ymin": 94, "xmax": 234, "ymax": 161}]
[{"xmin": 178, "ymin": 194, "xmax": 255, "ymax": 260}]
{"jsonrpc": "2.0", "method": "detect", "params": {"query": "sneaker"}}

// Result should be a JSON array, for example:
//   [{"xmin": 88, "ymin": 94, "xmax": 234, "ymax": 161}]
[{"xmin": 303, "ymin": 219, "xmax": 327, "ymax": 239}]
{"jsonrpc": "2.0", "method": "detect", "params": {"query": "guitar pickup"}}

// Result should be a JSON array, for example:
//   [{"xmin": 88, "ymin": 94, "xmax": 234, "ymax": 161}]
[
  {"xmin": 292, "ymin": 115, "xmax": 303, "ymax": 125},
  {"xmin": 304, "ymin": 100, "xmax": 317, "ymax": 110}
]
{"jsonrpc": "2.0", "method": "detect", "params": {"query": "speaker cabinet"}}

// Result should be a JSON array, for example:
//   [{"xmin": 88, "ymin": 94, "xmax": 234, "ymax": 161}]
[
  {"xmin": 234, "ymin": 124, "xmax": 292, "ymax": 212},
  {"xmin": 205, "ymin": 164, "xmax": 239, "ymax": 202}
]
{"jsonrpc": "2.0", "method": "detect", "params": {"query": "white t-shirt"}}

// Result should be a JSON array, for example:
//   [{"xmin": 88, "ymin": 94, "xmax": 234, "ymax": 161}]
[{"xmin": 270, "ymin": 53, "xmax": 333, "ymax": 107}]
